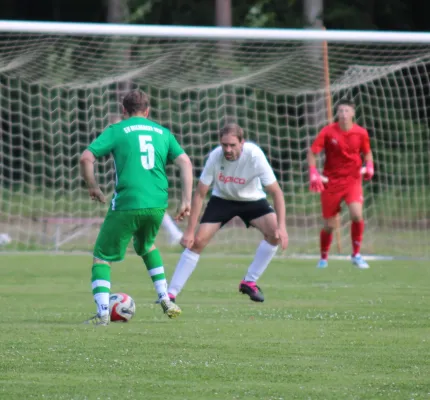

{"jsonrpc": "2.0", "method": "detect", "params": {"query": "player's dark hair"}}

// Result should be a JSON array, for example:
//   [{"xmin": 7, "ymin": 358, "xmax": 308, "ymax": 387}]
[
  {"xmin": 122, "ymin": 90, "xmax": 150, "ymax": 115},
  {"xmin": 336, "ymin": 98, "xmax": 355, "ymax": 109},
  {"xmin": 219, "ymin": 123, "xmax": 244, "ymax": 141}
]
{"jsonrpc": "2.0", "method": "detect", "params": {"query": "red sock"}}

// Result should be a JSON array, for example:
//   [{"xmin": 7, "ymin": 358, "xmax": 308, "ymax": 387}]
[
  {"xmin": 351, "ymin": 220, "xmax": 364, "ymax": 256},
  {"xmin": 320, "ymin": 229, "xmax": 333, "ymax": 260}
]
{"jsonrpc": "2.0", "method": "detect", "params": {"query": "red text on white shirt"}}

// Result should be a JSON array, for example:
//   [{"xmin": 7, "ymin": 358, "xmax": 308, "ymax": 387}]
[{"xmin": 218, "ymin": 172, "xmax": 246, "ymax": 185}]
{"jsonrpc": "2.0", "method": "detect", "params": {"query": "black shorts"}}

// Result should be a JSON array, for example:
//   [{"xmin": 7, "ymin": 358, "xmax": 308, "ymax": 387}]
[{"xmin": 200, "ymin": 196, "xmax": 275, "ymax": 228}]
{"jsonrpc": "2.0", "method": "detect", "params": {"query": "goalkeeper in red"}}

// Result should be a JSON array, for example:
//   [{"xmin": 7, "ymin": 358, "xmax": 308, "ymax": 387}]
[
  {"xmin": 80, "ymin": 90, "xmax": 193, "ymax": 325},
  {"xmin": 308, "ymin": 99, "xmax": 374, "ymax": 269}
]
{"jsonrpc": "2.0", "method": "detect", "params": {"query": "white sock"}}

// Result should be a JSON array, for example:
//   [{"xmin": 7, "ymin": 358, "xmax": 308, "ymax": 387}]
[
  {"xmin": 94, "ymin": 292, "xmax": 110, "ymax": 316},
  {"xmin": 162, "ymin": 214, "xmax": 182, "ymax": 239},
  {"xmin": 168, "ymin": 249, "xmax": 200, "ymax": 297},
  {"xmin": 154, "ymin": 279, "xmax": 168, "ymax": 300},
  {"xmin": 244, "ymin": 240, "xmax": 278, "ymax": 282}
]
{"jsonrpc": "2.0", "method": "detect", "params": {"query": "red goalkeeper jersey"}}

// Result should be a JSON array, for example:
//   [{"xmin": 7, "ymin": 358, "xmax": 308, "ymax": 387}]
[{"xmin": 311, "ymin": 122, "xmax": 371, "ymax": 183}]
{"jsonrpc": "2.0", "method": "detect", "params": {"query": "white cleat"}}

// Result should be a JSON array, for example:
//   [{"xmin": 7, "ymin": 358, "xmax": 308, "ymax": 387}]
[
  {"xmin": 351, "ymin": 254, "xmax": 369, "ymax": 269},
  {"xmin": 83, "ymin": 313, "xmax": 110, "ymax": 326},
  {"xmin": 160, "ymin": 299, "xmax": 182, "ymax": 319}
]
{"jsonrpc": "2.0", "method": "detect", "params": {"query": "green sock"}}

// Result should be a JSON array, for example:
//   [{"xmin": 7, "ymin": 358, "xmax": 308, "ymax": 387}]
[
  {"xmin": 91, "ymin": 263, "xmax": 111, "ymax": 316},
  {"xmin": 143, "ymin": 249, "xmax": 168, "ymax": 299}
]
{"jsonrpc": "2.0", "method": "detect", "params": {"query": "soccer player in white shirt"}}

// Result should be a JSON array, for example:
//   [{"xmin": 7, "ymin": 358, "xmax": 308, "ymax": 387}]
[{"xmin": 167, "ymin": 123, "xmax": 288, "ymax": 302}]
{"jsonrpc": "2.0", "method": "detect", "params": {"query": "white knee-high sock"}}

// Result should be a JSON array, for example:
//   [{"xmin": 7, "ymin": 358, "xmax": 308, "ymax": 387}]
[
  {"xmin": 94, "ymin": 293, "xmax": 110, "ymax": 316},
  {"xmin": 244, "ymin": 240, "xmax": 278, "ymax": 282},
  {"xmin": 168, "ymin": 249, "xmax": 200, "ymax": 297},
  {"xmin": 161, "ymin": 214, "xmax": 183, "ymax": 238}
]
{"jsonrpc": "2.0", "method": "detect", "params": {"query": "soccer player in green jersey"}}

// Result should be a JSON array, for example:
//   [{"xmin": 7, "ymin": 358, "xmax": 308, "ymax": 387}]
[
  {"xmin": 109, "ymin": 115, "xmax": 184, "ymax": 246},
  {"xmin": 80, "ymin": 90, "xmax": 193, "ymax": 325}
]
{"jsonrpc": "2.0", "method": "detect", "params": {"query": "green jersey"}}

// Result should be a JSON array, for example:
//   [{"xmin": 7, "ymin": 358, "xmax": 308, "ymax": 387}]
[{"xmin": 87, "ymin": 116, "xmax": 184, "ymax": 211}]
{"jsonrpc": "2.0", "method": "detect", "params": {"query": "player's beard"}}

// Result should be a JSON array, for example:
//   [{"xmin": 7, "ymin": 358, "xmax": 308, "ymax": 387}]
[
  {"xmin": 224, "ymin": 146, "xmax": 243, "ymax": 161},
  {"xmin": 224, "ymin": 152, "xmax": 235, "ymax": 161}
]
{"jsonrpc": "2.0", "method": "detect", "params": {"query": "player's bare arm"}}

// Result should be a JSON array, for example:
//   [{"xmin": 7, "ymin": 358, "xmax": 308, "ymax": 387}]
[
  {"xmin": 363, "ymin": 151, "xmax": 373, "ymax": 163},
  {"xmin": 180, "ymin": 181, "xmax": 210, "ymax": 249},
  {"xmin": 173, "ymin": 153, "xmax": 193, "ymax": 221},
  {"xmin": 363, "ymin": 151, "xmax": 374, "ymax": 180},
  {"xmin": 307, "ymin": 148, "xmax": 325, "ymax": 192},
  {"xmin": 79, "ymin": 149, "xmax": 106, "ymax": 203},
  {"xmin": 264, "ymin": 181, "xmax": 288, "ymax": 250},
  {"xmin": 307, "ymin": 148, "xmax": 317, "ymax": 168}
]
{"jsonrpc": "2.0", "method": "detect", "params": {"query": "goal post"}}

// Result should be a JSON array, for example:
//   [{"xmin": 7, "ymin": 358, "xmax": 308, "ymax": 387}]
[{"xmin": 1, "ymin": 20, "xmax": 430, "ymax": 257}]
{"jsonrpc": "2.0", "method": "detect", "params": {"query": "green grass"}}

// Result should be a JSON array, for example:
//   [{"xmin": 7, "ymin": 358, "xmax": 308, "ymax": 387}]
[
  {"xmin": 4, "ymin": 184, "xmax": 430, "ymax": 221},
  {"xmin": 1, "ymin": 254, "xmax": 430, "ymax": 399}
]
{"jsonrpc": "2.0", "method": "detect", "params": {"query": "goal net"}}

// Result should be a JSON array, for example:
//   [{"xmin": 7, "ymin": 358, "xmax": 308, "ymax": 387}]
[{"xmin": 1, "ymin": 22, "xmax": 430, "ymax": 257}]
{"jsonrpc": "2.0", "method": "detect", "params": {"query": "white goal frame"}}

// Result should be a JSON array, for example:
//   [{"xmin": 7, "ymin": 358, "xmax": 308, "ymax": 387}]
[{"xmin": 1, "ymin": 20, "xmax": 430, "ymax": 42}]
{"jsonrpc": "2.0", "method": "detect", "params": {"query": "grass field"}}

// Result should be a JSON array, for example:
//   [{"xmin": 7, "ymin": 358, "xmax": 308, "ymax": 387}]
[{"xmin": 1, "ymin": 254, "xmax": 429, "ymax": 400}]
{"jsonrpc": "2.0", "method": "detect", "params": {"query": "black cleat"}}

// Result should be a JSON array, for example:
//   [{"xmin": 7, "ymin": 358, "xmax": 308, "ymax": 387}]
[{"xmin": 239, "ymin": 280, "xmax": 265, "ymax": 302}]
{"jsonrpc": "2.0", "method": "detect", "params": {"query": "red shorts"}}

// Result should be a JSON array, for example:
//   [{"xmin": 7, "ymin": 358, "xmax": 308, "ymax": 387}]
[{"xmin": 320, "ymin": 180, "xmax": 363, "ymax": 219}]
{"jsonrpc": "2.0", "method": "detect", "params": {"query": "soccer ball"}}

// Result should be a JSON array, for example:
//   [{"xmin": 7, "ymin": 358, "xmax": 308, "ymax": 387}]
[{"xmin": 109, "ymin": 292, "xmax": 136, "ymax": 322}]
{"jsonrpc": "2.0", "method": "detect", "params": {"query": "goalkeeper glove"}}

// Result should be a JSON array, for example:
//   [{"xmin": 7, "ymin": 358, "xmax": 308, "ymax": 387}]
[
  {"xmin": 309, "ymin": 166, "xmax": 325, "ymax": 193},
  {"xmin": 363, "ymin": 161, "xmax": 374, "ymax": 180}
]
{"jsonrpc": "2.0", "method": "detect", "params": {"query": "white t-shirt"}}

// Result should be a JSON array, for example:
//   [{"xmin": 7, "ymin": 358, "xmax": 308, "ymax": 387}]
[{"xmin": 199, "ymin": 142, "xmax": 277, "ymax": 201}]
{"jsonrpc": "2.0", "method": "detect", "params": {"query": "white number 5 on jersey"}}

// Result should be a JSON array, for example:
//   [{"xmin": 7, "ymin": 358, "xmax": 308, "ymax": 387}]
[{"xmin": 139, "ymin": 135, "xmax": 155, "ymax": 170}]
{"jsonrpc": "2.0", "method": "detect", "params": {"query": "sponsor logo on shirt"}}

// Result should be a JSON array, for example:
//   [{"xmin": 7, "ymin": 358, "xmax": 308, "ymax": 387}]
[
  {"xmin": 218, "ymin": 172, "xmax": 246, "ymax": 185},
  {"xmin": 123, "ymin": 125, "xmax": 163, "ymax": 134}
]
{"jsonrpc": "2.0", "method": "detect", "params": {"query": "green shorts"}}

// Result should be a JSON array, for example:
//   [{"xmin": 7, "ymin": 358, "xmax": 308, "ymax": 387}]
[{"xmin": 93, "ymin": 208, "xmax": 165, "ymax": 262}]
